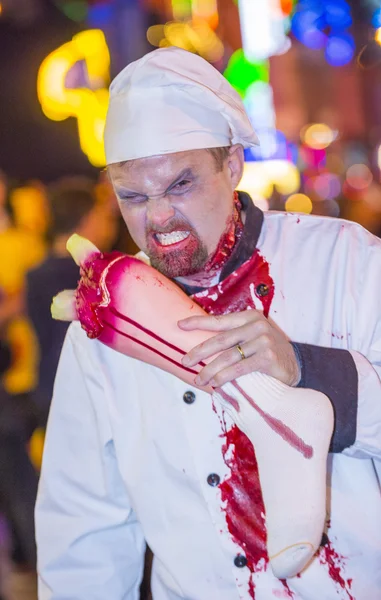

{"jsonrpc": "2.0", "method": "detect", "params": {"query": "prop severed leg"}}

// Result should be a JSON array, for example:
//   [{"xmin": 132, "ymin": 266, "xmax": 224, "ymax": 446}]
[{"xmin": 52, "ymin": 234, "xmax": 334, "ymax": 579}]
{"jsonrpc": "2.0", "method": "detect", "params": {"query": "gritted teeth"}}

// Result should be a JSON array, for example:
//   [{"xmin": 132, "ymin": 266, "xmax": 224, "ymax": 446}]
[{"xmin": 155, "ymin": 231, "xmax": 190, "ymax": 246}]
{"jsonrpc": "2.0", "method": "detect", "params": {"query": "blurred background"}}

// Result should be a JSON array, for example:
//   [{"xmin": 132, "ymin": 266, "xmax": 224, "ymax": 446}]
[{"xmin": 1, "ymin": 0, "xmax": 381, "ymax": 598}]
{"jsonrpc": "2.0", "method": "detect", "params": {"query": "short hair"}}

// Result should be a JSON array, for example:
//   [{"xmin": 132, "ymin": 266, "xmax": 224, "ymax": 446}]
[
  {"xmin": 48, "ymin": 176, "xmax": 96, "ymax": 238},
  {"xmin": 207, "ymin": 146, "xmax": 230, "ymax": 172}
]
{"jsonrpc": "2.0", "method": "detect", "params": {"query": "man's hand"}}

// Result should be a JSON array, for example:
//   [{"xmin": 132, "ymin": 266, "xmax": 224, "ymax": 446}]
[{"xmin": 178, "ymin": 310, "xmax": 301, "ymax": 388}]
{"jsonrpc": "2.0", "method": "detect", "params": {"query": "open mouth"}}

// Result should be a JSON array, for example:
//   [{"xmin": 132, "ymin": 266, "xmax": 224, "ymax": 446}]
[{"xmin": 154, "ymin": 231, "xmax": 190, "ymax": 246}]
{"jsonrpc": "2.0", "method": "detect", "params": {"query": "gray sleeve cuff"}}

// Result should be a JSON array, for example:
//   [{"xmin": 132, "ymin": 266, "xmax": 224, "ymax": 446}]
[{"xmin": 291, "ymin": 342, "xmax": 358, "ymax": 453}]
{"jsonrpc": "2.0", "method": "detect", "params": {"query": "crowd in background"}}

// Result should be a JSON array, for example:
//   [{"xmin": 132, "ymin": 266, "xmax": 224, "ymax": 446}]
[{"xmin": 0, "ymin": 172, "xmax": 131, "ymax": 599}]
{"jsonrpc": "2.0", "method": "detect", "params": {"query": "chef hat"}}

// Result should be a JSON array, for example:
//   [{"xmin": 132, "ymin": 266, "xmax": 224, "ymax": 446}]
[{"xmin": 104, "ymin": 47, "xmax": 259, "ymax": 165}]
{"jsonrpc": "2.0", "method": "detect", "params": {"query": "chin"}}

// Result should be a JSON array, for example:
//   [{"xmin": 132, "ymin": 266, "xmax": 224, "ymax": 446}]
[{"xmin": 149, "ymin": 252, "xmax": 207, "ymax": 279}]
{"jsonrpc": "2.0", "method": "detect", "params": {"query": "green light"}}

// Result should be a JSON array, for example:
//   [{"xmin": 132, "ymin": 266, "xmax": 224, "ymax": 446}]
[
  {"xmin": 56, "ymin": 0, "xmax": 88, "ymax": 22},
  {"xmin": 223, "ymin": 49, "xmax": 269, "ymax": 98},
  {"xmin": 172, "ymin": 0, "xmax": 192, "ymax": 20}
]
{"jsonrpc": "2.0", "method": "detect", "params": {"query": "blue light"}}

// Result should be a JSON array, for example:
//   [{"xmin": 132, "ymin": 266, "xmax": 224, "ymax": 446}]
[
  {"xmin": 325, "ymin": 1, "xmax": 352, "ymax": 29},
  {"xmin": 372, "ymin": 8, "xmax": 381, "ymax": 28},
  {"xmin": 291, "ymin": 10, "xmax": 326, "ymax": 50},
  {"xmin": 245, "ymin": 129, "xmax": 289, "ymax": 162},
  {"xmin": 87, "ymin": 3, "xmax": 114, "ymax": 27},
  {"xmin": 291, "ymin": 0, "xmax": 355, "ymax": 66},
  {"xmin": 325, "ymin": 33, "xmax": 355, "ymax": 66}
]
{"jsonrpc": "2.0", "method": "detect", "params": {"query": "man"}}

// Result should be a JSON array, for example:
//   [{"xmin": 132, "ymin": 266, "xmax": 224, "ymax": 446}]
[
  {"xmin": 26, "ymin": 176, "xmax": 118, "ymax": 426},
  {"xmin": 36, "ymin": 47, "xmax": 381, "ymax": 600}
]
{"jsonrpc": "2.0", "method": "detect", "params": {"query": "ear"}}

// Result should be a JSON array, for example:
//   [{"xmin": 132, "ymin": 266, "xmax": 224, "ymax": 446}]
[{"xmin": 227, "ymin": 144, "xmax": 245, "ymax": 191}]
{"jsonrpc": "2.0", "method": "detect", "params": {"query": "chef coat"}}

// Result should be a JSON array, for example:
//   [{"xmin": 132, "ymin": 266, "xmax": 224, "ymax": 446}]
[{"xmin": 36, "ymin": 195, "xmax": 381, "ymax": 600}]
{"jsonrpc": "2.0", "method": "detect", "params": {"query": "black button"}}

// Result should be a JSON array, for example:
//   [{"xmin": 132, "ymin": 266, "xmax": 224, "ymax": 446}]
[
  {"xmin": 183, "ymin": 391, "xmax": 196, "ymax": 404},
  {"xmin": 320, "ymin": 532, "xmax": 329, "ymax": 547},
  {"xmin": 207, "ymin": 473, "xmax": 220, "ymax": 487},
  {"xmin": 256, "ymin": 283, "xmax": 270, "ymax": 297},
  {"xmin": 234, "ymin": 554, "xmax": 247, "ymax": 568}
]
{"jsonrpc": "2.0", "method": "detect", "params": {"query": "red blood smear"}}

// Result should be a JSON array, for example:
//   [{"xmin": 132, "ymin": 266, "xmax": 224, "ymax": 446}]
[
  {"xmin": 109, "ymin": 306, "xmax": 207, "ymax": 367},
  {"xmin": 217, "ymin": 387, "xmax": 240, "ymax": 411},
  {"xmin": 75, "ymin": 250, "xmax": 124, "ymax": 338},
  {"xmin": 280, "ymin": 580, "xmax": 295, "ymax": 598},
  {"xmin": 231, "ymin": 381, "xmax": 313, "ymax": 459},
  {"xmin": 219, "ymin": 426, "xmax": 268, "ymax": 579},
  {"xmin": 193, "ymin": 247, "xmax": 276, "ymax": 598},
  {"xmin": 103, "ymin": 321, "xmax": 200, "ymax": 377},
  {"xmin": 319, "ymin": 543, "xmax": 355, "ymax": 600},
  {"xmin": 76, "ymin": 236, "xmax": 288, "ymax": 598},
  {"xmin": 204, "ymin": 191, "xmax": 244, "ymax": 273},
  {"xmin": 192, "ymin": 249, "xmax": 275, "ymax": 317}
]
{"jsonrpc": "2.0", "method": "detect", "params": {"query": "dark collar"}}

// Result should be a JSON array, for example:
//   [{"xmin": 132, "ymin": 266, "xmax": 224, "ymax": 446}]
[{"xmin": 181, "ymin": 191, "xmax": 264, "ymax": 296}]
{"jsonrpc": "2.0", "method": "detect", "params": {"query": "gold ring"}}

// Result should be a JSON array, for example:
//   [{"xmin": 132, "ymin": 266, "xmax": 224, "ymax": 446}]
[{"xmin": 236, "ymin": 344, "xmax": 245, "ymax": 361}]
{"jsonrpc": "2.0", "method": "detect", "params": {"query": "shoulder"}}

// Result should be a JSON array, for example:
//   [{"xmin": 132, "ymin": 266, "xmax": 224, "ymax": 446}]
[{"xmin": 262, "ymin": 211, "xmax": 381, "ymax": 254}]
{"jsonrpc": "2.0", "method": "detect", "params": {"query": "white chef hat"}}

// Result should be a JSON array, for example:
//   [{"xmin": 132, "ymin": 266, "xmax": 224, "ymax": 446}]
[{"xmin": 104, "ymin": 47, "xmax": 259, "ymax": 165}]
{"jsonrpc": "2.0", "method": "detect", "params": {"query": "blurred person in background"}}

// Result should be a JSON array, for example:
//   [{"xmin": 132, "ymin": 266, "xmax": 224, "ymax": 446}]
[
  {"xmin": 26, "ymin": 176, "xmax": 118, "ymax": 427},
  {"xmin": 0, "ymin": 172, "xmax": 47, "ymax": 599},
  {"xmin": 0, "ymin": 173, "xmax": 46, "ymax": 396}
]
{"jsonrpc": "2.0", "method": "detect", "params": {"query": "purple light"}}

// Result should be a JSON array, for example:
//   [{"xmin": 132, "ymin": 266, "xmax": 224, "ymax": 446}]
[
  {"xmin": 292, "ymin": 10, "xmax": 327, "ymax": 50},
  {"xmin": 245, "ymin": 129, "xmax": 289, "ymax": 162},
  {"xmin": 325, "ymin": 33, "xmax": 355, "ymax": 67}
]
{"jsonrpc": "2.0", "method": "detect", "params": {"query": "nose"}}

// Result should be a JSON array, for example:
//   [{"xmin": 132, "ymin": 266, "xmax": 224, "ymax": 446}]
[{"xmin": 146, "ymin": 196, "xmax": 176, "ymax": 227}]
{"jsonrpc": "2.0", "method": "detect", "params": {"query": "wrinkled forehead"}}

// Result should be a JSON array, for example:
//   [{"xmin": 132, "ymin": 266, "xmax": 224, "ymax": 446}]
[{"xmin": 108, "ymin": 148, "xmax": 211, "ymax": 188}]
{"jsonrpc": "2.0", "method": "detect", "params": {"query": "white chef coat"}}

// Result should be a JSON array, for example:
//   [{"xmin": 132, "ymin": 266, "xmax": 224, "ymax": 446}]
[{"xmin": 36, "ymin": 210, "xmax": 381, "ymax": 600}]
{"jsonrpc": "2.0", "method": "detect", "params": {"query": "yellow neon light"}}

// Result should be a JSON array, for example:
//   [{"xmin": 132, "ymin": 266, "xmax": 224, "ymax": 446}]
[{"xmin": 37, "ymin": 29, "xmax": 110, "ymax": 167}]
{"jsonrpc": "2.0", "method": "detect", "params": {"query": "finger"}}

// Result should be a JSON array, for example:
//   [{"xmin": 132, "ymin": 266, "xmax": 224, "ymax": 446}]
[
  {"xmin": 182, "ymin": 324, "xmax": 250, "ymax": 367},
  {"xmin": 208, "ymin": 356, "xmax": 270, "ymax": 388},
  {"xmin": 178, "ymin": 310, "xmax": 262, "ymax": 332},
  {"xmin": 182, "ymin": 318, "xmax": 272, "ymax": 368},
  {"xmin": 201, "ymin": 333, "xmax": 279, "ymax": 387},
  {"xmin": 208, "ymin": 344, "xmax": 288, "ymax": 388},
  {"xmin": 194, "ymin": 341, "xmax": 252, "ymax": 386}
]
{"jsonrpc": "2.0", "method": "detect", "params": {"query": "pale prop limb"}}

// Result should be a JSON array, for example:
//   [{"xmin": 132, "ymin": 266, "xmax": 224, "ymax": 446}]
[
  {"xmin": 52, "ymin": 234, "xmax": 334, "ymax": 578},
  {"xmin": 214, "ymin": 373, "xmax": 333, "ymax": 578}
]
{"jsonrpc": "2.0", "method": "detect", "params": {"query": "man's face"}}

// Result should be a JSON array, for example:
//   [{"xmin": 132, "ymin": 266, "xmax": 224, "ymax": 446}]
[{"xmin": 108, "ymin": 146, "xmax": 244, "ymax": 278}]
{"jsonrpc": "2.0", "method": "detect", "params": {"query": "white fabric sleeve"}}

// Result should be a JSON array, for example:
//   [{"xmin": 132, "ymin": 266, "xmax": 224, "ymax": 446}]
[
  {"xmin": 344, "ymin": 350, "xmax": 381, "ymax": 461},
  {"xmin": 35, "ymin": 323, "xmax": 146, "ymax": 599},
  {"xmin": 343, "ymin": 236, "xmax": 381, "ymax": 461}
]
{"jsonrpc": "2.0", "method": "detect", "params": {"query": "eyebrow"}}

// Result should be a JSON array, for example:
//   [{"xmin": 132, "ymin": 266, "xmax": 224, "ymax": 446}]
[{"xmin": 115, "ymin": 167, "xmax": 195, "ymax": 197}]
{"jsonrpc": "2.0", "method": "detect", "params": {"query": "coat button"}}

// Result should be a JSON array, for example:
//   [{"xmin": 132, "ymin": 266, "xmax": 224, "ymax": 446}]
[
  {"xmin": 234, "ymin": 554, "xmax": 247, "ymax": 568},
  {"xmin": 183, "ymin": 391, "xmax": 196, "ymax": 404},
  {"xmin": 207, "ymin": 473, "xmax": 220, "ymax": 487},
  {"xmin": 256, "ymin": 283, "xmax": 270, "ymax": 297}
]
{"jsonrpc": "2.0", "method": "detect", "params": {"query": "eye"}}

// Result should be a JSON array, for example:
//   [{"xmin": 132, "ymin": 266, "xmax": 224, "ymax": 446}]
[
  {"xmin": 119, "ymin": 193, "xmax": 147, "ymax": 204},
  {"xmin": 172, "ymin": 179, "xmax": 192, "ymax": 193}
]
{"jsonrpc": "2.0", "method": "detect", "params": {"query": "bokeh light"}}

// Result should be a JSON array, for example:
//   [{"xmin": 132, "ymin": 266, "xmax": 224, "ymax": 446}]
[
  {"xmin": 147, "ymin": 20, "xmax": 224, "ymax": 62},
  {"xmin": 245, "ymin": 129, "xmax": 288, "ymax": 162},
  {"xmin": 285, "ymin": 193, "xmax": 313, "ymax": 213},
  {"xmin": 243, "ymin": 83, "xmax": 275, "ymax": 132},
  {"xmin": 307, "ymin": 173, "xmax": 341, "ymax": 200},
  {"xmin": 291, "ymin": 0, "xmax": 354, "ymax": 66},
  {"xmin": 223, "ymin": 50, "xmax": 269, "ymax": 98},
  {"xmin": 238, "ymin": 0, "xmax": 290, "ymax": 61},
  {"xmin": 325, "ymin": 33, "xmax": 355, "ymax": 66},
  {"xmin": 239, "ymin": 160, "xmax": 300, "ymax": 199},
  {"xmin": 346, "ymin": 164, "xmax": 373, "ymax": 191},
  {"xmin": 301, "ymin": 123, "xmax": 337, "ymax": 150}
]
